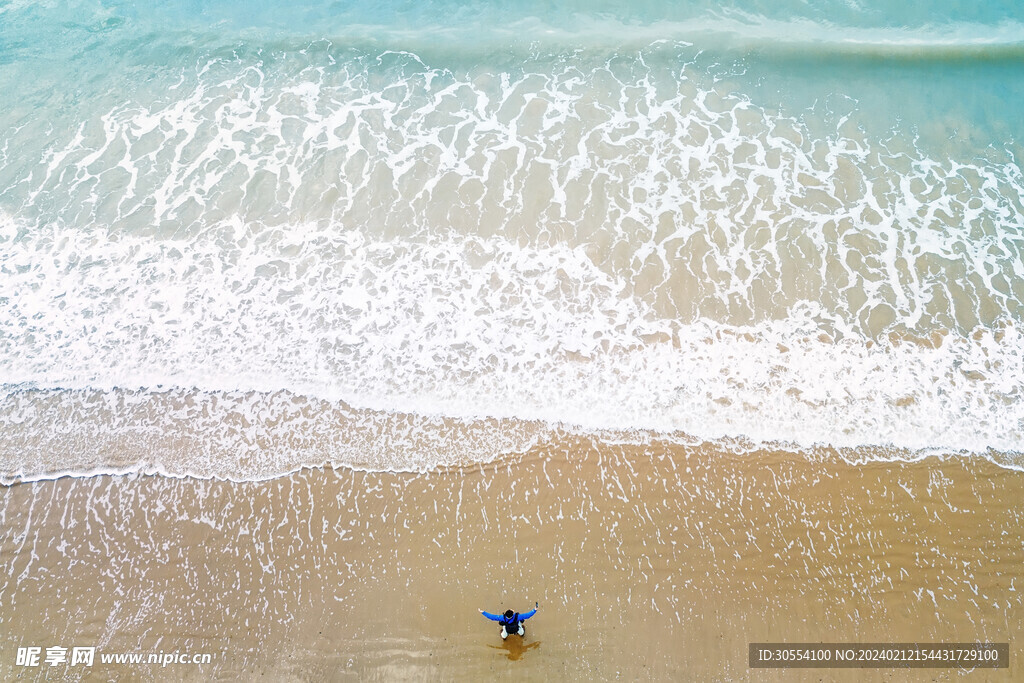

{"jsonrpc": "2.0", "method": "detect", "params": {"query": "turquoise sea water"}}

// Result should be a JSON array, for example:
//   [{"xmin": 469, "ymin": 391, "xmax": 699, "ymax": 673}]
[{"xmin": 1, "ymin": 0, "xmax": 1023, "ymax": 478}]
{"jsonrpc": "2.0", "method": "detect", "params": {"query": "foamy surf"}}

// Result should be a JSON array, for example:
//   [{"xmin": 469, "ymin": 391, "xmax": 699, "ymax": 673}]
[
  {"xmin": 2, "ymin": 39, "xmax": 1023, "ymax": 481},
  {"xmin": 2, "ymin": 216, "xmax": 1022, "ymax": 480}
]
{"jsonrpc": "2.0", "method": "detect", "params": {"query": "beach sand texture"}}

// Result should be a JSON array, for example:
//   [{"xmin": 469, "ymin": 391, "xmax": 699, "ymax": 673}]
[{"xmin": 2, "ymin": 440, "xmax": 1021, "ymax": 680}]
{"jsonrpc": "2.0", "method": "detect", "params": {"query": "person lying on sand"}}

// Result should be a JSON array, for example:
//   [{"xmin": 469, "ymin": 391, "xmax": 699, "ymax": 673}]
[{"xmin": 479, "ymin": 602, "xmax": 539, "ymax": 639}]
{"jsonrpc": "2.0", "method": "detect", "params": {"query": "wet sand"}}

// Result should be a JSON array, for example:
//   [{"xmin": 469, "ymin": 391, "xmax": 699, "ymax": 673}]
[{"xmin": 1, "ymin": 439, "xmax": 1021, "ymax": 680}]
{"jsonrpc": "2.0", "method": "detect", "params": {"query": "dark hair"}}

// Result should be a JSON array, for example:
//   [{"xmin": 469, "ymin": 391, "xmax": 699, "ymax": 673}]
[{"xmin": 504, "ymin": 609, "xmax": 514, "ymax": 619}]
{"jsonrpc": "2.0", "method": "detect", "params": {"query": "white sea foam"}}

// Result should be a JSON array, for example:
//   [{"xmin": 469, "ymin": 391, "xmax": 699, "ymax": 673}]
[
  {"xmin": 1, "ymin": 46, "xmax": 1023, "ymax": 479},
  {"xmin": 1, "ymin": 210, "xmax": 1022, "ymax": 479},
  {"xmin": 0, "ymin": 387, "xmax": 551, "ymax": 482},
  {"xmin": 9, "ymin": 47, "xmax": 1022, "ymax": 332}
]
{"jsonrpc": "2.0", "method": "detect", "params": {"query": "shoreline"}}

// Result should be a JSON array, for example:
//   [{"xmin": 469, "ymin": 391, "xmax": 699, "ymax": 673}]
[
  {"xmin": 2, "ymin": 384, "xmax": 1022, "ymax": 484},
  {"xmin": 3, "ymin": 436, "xmax": 1022, "ymax": 486}
]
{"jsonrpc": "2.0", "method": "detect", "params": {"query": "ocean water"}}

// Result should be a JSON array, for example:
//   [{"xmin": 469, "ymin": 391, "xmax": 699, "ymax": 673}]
[{"xmin": 2, "ymin": 0, "xmax": 1023, "ymax": 480}]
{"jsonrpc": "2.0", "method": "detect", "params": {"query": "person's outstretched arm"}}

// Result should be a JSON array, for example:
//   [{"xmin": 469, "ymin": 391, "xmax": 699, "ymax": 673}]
[
  {"xmin": 479, "ymin": 609, "xmax": 503, "ymax": 621},
  {"xmin": 520, "ymin": 602, "xmax": 539, "ymax": 620}
]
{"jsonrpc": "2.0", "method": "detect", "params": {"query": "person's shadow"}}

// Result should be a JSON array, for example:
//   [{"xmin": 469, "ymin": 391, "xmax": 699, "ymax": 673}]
[{"xmin": 487, "ymin": 638, "xmax": 541, "ymax": 661}]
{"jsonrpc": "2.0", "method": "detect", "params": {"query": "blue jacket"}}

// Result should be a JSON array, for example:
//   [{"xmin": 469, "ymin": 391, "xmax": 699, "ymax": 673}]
[{"xmin": 482, "ymin": 608, "xmax": 537, "ymax": 625}]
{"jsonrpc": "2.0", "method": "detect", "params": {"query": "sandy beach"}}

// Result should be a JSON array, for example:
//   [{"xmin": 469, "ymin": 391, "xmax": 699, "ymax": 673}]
[
  {"xmin": 2, "ymin": 438, "xmax": 1021, "ymax": 680},
  {"xmin": 3, "ymin": 2, "xmax": 1024, "ymax": 678}
]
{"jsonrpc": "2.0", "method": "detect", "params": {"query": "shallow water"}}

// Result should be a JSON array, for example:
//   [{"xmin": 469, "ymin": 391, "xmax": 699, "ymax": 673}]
[{"xmin": 2, "ymin": 0, "xmax": 1024, "ymax": 478}]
